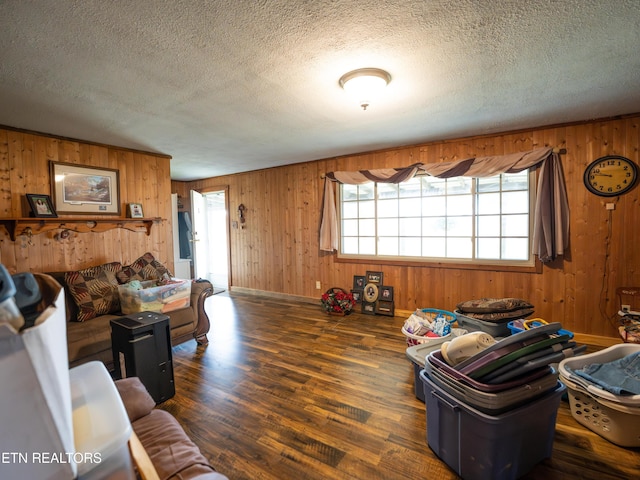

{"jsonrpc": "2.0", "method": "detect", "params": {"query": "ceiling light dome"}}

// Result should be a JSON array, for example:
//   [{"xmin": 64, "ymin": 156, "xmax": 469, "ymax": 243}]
[{"xmin": 339, "ymin": 68, "xmax": 391, "ymax": 110}]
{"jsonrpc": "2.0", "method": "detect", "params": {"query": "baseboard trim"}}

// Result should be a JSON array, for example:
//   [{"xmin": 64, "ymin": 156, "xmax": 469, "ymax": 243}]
[{"xmin": 229, "ymin": 286, "xmax": 319, "ymax": 305}]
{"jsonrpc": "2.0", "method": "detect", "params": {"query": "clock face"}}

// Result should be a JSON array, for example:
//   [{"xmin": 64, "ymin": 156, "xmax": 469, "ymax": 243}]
[{"xmin": 584, "ymin": 155, "xmax": 638, "ymax": 197}]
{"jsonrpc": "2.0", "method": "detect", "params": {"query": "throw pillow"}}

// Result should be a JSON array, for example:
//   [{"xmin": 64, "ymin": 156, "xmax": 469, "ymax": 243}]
[
  {"xmin": 65, "ymin": 262, "xmax": 122, "ymax": 322},
  {"xmin": 116, "ymin": 252, "xmax": 172, "ymax": 284},
  {"xmin": 456, "ymin": 298, "xmax": 534, "ymax": 314}
]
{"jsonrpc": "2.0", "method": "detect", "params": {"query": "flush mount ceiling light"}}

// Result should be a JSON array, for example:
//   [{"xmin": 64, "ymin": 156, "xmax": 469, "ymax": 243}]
[{"xmin": 339, "ymin": 68, "xmax": 391, "ymax": 110}]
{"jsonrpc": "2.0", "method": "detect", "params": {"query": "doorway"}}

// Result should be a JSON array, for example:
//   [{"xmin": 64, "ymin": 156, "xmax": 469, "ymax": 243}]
[{"xmin": 190, "ymin": 189, "xmax": 229, "ymax": 289}]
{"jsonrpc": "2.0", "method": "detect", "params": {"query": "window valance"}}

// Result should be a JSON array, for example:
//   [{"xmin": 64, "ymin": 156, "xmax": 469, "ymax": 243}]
[{"xmin": 320, "ymin": 147, "xmax": 569, "ymax": 264}]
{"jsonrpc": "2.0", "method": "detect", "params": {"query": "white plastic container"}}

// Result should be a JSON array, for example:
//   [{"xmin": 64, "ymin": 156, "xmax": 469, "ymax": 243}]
[
  {"xmin": 118, "ymin": 278, "xmax": 191, "ymax": 314},
  {"xmin": 558, "ymin": 344, "xmax": 640, "ymax": 446},
  {"xmin": 69, "ymin": 361, "xmax": 135, "ymax": 479}
]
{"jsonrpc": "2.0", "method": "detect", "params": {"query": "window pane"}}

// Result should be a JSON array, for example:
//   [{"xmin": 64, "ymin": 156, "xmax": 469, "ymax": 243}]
[
  {"xmin": 342, "ymin": 219, "xmax": 359, "ymax": 236},
  {"xmin": 358, "ymin": 184, "xmax": 375, "ymax": 200},
  {"xmin": 359, "ymin": 200, "xmax": 375, "ymax": 218},
  {"xmin": 378, "ymin": 218, "xmax": 398, "ymax": 236},
  {"xmin": 477, "ymin": 176, "xmax": 500, "ymax": 193},
  {"xmin": 447, "ymin": 194, "xmax": 472, "ymax": 215},
  {"xmin": 502, "ymin": 172, "xmax": 529, "ymax": 191},
  {"xmin": 399, "ymin": 197, "xmax": 421, "ymax": 214},
  {"xmin": 342, "ymin": 201, "xmax": 358, "ymax": 218},
  {"xmin": 378, "ymin": 237, "xmax": 398, "ymax": 255},
  {"xmin": 359, "ymin": 237, "xmax": 376, "ymax": 254},
  {"xmin": 399, "ymin": 217, "xmax": 420, "ymax": 236},
  {"xmin": 502, "ymin": 238, "xmax": 528, "ymax": 260},
  {"xmin": 447, "ymin": 237, "xmax": 472, "ymax": 258},
  {"xmin": 359, "ymin": 219, "xmax": 375, "ymax": 236},
  {"xmin": 378, "ymin": 199, "xmax": 398, "ymax": 217},
  {"xmin": 399, "ymin": 178, "xmax": 422, "ymax": 197},
  {"xmin": 342, "ymin": 237, "xmax": 358, "ymax": 254},
  {"xmin": 447, "ymin": 216, "xmax": 472, "ymax": 236},
  {"xmin": 502, "ymin": 214, "xmax": 528, "ymax": 236},
  {"xmin": 423, "ymin": 177, "xmax": 446, "ymax": 196},
  {"xmin": 477, "ymin": 237, "xmax": 500, "ymax": 259},
  {"xmin": 422, "ymin": 196, "xmax": 446, "ymax": 216},
  {"xmin": 378, "ymin": 183, "xmax": 398, "ymax": 199},
  {"xmin": 423, "ymin": 217, "xmax": 446, "ymax": 236},
  {"xmin": 423, "ymin": 237, "xmax": 445, "ymax": 257},
  {"xmin": 502, "ymin": 191, "xmax": 528, "ymax": 214},
  {"xmin": 447, "ymin": 177, "xmax": 472, "ymax": 194},
  {"xmin": 476, "ymin": 192, "xmax": 500, "ymax": 215},
  {"xmin": 342, "ymin": 184, "xmax": 358, "ymax": 201},
  {"xmin": 477, "ymin": 215, "xmax": 500, "ymax": 237},
  {"xmin": 400, "ymin": 237, "xmax": 421, "ymax": 256}
]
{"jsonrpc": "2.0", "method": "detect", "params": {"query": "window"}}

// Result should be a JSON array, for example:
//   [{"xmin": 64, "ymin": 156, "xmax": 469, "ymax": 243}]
[{"xmin": 339, "ymin": 170, "xmax": 535, "ymax": 266}]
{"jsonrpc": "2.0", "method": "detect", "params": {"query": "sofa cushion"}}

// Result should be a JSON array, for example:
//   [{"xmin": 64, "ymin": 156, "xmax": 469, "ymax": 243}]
[
  {"xmin": 115, "ymin": 377, "xmax": 157, "ymax": 422},
  {"xmin": 117, "ymin": 252, "xmax": 172, "ymax": 284},
  {"xmin": 133, "ymin": 409, "xmax": 227, "ymax": 480},
  {"xmin": 65, "ymin": 262, "xmax": 122, "ymax": 322}
]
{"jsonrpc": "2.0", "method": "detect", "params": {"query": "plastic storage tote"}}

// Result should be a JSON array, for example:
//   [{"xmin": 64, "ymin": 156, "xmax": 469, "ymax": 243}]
[
  {"xmin": 405, "ymin": 329, "xmax": 466, "ymax": 402},
  {"xmin": 454, "ymin": 310, "xmax": 511, "ymax": 337},
  {"xmin": 420, "ymin": 371, "xmax": 565, "ymax": 480}
]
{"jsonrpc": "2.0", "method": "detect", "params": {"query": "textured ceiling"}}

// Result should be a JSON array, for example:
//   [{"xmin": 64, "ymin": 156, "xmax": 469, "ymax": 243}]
[{"xmin": 1, "ymin": 1, "xmax": 640, "ymax": 181}]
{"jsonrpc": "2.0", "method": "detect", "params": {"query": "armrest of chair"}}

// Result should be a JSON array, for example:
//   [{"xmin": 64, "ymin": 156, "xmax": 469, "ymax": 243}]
[
  {"xmin": 129, "ymin": 430, "xmax": 160, "ymax": 480},
  {"xmin": 189, "ymin": 280, "xmax": 213, "ymax": 345}
]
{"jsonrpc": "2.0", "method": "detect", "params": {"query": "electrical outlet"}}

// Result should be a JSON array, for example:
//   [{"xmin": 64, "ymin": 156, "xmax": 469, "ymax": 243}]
[
  {"xmin": 622, "ymin": 304, "xmax": 631, "ymax": 313},
  {"xmin": 316, "ymin": 281, "xmax": 321, "ymax": 289}
]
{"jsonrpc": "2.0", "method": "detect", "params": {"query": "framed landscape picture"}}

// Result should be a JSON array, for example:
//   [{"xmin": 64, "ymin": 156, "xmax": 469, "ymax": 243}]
[{"xmin": 50, "ymin": 161, "xmax": 121, "ymax": 215}]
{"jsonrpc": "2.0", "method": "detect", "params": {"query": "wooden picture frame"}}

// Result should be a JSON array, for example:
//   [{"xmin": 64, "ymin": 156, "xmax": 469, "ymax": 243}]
[
  {"xmin": 380, "ymin": 286, "xmax": 394, "ymax": 302},
  {"xmin": 50, "ymin": 161, "xmax": 121, "ymax": 215},
  {"xmin": 351, "ymin": 289, "xmax": 363, "ymax": 304},
  {"xmin": 26, "ymin": 194, "xmax": 57, "ymax": 218},
  {"xmin": 127, "ymin": 203, "xmax": 144, "ymax": 218},
  {"xmin": 376, "ymin": 300, "xmax": 395, "ymax": 317},
  {"xmin": 353, "ymin": 275, "xmax": 366, "ymax": 290},
  {"xmin": 366, "ymin": 271, "xmax": 383, "ymax": 284},
  {"xmin": 361, "ymin": 301, "xmax": 376, "ymax": 315}
]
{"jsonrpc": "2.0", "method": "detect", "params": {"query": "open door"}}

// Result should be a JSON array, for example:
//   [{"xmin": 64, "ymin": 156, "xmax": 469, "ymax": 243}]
[{"xmin": 190, "ymin": 190, "xmax": 210, "ymax": 281}]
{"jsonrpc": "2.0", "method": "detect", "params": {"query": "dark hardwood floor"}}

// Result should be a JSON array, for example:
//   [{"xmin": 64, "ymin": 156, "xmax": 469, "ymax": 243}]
[{"xmin": 160, "ymin": 291, "xmax": 640, "ymax": 480}]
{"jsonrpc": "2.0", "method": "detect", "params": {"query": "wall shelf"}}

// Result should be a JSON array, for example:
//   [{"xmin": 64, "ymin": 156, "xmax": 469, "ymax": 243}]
[{"xmin": 0, "ymin": 217, "xmax": 163, "ymax": 241}]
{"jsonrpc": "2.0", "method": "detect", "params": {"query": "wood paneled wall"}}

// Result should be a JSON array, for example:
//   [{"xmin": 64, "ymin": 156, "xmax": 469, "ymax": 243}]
[
  {"xmin": 175, "ymin": 115, "xmax": 640, "ymax": 339},
  {"xmin": 0, "ymin": 127, "xmax": 175, "ymax": 273}
]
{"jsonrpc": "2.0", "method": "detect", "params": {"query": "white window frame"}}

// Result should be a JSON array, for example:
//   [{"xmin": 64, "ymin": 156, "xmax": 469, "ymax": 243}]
[{"xmin": 337, "ymin": 170, "xmax": 537, "ymax": 269}]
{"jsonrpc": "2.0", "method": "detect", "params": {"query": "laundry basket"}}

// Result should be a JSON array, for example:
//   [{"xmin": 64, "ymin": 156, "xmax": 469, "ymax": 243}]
[
  {"xmin": 558, "ymin": 344, "xmax": 640, "ymax": 447},
  {"xmin": 401, "ymin": 308, "xmax": 457, "ymax": 346}
]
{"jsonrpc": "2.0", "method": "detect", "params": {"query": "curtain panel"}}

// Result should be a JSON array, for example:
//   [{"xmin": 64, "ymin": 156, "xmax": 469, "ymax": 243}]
[{"xmin": 319, "ymin": 147, "xmax": 569, "ymax": 263}]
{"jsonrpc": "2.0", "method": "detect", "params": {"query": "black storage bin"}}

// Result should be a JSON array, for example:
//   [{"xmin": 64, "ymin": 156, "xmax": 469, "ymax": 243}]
[{"xmin": 111, "ymin": 312, "xmax": 175, "ymax": 403}]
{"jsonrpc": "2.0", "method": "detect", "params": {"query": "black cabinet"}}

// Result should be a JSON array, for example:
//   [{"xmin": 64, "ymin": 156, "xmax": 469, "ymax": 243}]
[{"xmin": 111, "ymin": 312, "xmax": 175, "ymax": 403}]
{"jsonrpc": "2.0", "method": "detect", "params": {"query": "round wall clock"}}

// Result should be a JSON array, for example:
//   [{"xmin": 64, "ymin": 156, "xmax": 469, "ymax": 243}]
[{"xmin": 583, "ymin": 155, "xmax": 638, "ymax": 197}]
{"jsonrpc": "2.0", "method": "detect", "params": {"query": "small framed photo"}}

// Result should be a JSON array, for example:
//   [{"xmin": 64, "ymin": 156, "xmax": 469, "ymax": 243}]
[
  {"xmin": 26, "ymin": 194, "xmax": 57, "ymax": 218},
  {"xmin": 366, "ymin": 271, "xmax": 383, "ymax": 284},
  {"xmin": 376, "ymin": 300, "xmax": 395, "ymax": 317},
  {"xmin": 380, "ymin": 286, "xmax": 394, "ymax": 302},
  {"xmin": 353, "ymin": 275, "xmax": 366, "ymax": 290},
  {"xmin": 127, "ymin": 203, "xmax": 144, "ymax": 218},
  {"xmin": 361, "ymin": 301, "xmax": 376, "ymax": 315},
  {"xmin": 351, "ymin": 289, "xmax": 363, "ymax": 304}
]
